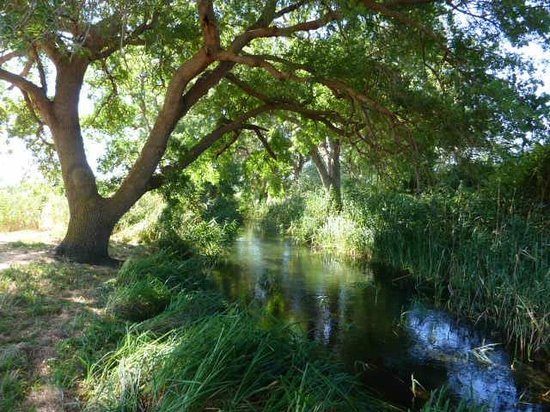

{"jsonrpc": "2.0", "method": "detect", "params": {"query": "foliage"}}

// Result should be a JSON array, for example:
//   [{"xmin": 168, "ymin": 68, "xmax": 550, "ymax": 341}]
[
  {"xmin": 150, "ymin": 178, "xmax": 242, "ymax": 258},
  {"xmin": 112, "ymin": 192, "xmax": 165, "ymax": 244},
  {"xmin": 348, "ymin": 185, "xmax": 550, "ymax": 359},
  {"xmin": 0, "ymin": 183, "xmax": 67, "ymax": 232},
  {"xmin": 252, "ymin": 187, "xmax": 373, "ymax": 257}
]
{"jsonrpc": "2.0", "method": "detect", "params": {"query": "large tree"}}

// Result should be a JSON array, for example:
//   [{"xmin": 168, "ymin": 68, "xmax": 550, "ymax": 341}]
[{"xmin": 0, "ymin": 0, "xmax": 548, "ymax": 264}]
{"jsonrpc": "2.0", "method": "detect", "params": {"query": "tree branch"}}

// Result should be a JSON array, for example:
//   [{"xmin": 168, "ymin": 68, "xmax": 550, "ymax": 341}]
[
  {"xmin": 198, "ymin": 0, "xmax": 222, "ymax": 55},
  {"xmin": 248, "ymin": 126, "xmax": 278, "ymax": 160},
  {"xmin": 218, "ymin": 52, "xmax": 401, "ymax": 122},
  {"xmin": 274, "ymin": 0, "xmax": 310, "ymax": 19},
  {"xmin": 0, "ymin": 51, "xmax": 21, "ymax": 65},
  {"xmin": 147, "ymin": 104, "xmax": 276, "ymax": 190},
  {"xmin": 243, "ymin": 10, "xmax": 342, "ymax": 41},
  {"xmin": 382, "ymin": 0, "xmax": 437, "ymax": 8},
  {"xmin": 225, "ymin": 73, "xmax": 354, "ymax": 135},
  {"xmin": 0, "ymin": 68, "xmax": 54, "ymax": 123}
]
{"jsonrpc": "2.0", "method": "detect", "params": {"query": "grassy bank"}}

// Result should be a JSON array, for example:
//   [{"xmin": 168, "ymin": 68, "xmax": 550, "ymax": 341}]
[{"xmin": 66, "ymin": 251, "xmax": 399, "ymax": 411}]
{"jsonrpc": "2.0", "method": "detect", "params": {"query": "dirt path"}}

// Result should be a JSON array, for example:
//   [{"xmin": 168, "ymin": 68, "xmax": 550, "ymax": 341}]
[
  {"xmin": 0, "ymin": 231, "xmax": 118, "ymax": 411},
  {"xmin": 0, "ymin": 230, "xmax": 58, "ymax": 270}
]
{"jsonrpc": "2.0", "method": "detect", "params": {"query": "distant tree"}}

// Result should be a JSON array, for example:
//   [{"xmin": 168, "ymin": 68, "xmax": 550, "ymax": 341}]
[{"xmin": 0, "ymin": 0, "xmax": 548, "ymax": 264}]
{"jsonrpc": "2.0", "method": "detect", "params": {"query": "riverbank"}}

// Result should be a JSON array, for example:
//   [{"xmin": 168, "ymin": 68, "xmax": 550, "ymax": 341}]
[
  {"xmin": 252, "ymin": 185, "xmax": 550, "ymax": 362},
  {"xmin": 2, "ymin": 230, "xmax": 498, "ymax": 411},
  {"xmin": 0, "ymin": 232, "xmax": 389, "ymax": 411}
]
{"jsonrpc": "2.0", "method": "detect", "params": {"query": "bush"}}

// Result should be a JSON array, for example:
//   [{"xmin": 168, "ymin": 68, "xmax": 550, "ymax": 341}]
[{"xmin": 113, "ymin": 192, "xmax": 164, "ymax": 244}]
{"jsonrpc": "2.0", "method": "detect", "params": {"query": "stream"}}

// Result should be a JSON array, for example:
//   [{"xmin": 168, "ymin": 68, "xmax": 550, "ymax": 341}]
[{"xmin": 213, "ymin": 228, "xmax": 549, "ymax": 411}]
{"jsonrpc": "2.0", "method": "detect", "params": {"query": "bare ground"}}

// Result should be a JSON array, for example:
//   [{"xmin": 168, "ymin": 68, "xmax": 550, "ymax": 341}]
[{"xmin": 0, "ymin": 230, "xmax": 58, "ymax": 270}]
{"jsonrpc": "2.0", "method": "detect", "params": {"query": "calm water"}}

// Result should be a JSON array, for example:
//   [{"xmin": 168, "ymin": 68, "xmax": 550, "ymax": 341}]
[{"xmin": 213, "ymin": 228, "xmax": 549, "ymax": 411}]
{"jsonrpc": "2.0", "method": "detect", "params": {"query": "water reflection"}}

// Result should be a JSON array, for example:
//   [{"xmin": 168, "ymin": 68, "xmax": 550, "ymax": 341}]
[
  {"xmin": 407, "ymin": 306, "xmax": 543, "ymax": 411},
  {"xmin": 213, "ymin": 228, "xmax": 547, "ymax": 410}
]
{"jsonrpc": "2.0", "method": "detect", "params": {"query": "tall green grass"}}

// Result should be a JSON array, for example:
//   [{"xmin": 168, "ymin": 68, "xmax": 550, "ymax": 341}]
[
  {"xmin": 353, "ymin": 188, "xmax": 550, "ymax": 359},
  {"xmin": 0, "ymin": 183, "xmax": 67, "ymax": 232},
  {"xmin": 85, "ymin": 311, "xmax": 388, "ymax": 411},
  {"xmin": 253, "ymin": 190, "xmax": 373, "ymax": 257},
  {"xmin": 69, "ymin": 252, "xmax": 395, "ymax": 411}
]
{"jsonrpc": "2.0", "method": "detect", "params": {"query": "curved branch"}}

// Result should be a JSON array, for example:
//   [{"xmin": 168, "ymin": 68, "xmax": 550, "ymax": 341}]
[
  {"xmin": 218, "ymin": 52, "xmax": 401, "ymax": 122},
  {"xmin": 147, "ymin": 104, "xmax": 276, "ymax": 190},
  {"xmin": 225, "ymin": 73, "xmax": 354, "ymax": 135},
  {"xmin": 244, "ymin": 10, "xmax": 342, "ymax": 41},
  {"xmin": 0, "ymin": 51, "xmax": 21, "ymax": 65},
  {"xmin": 0, "ymin": 68, "xmax": 54, "ymax": 123}
]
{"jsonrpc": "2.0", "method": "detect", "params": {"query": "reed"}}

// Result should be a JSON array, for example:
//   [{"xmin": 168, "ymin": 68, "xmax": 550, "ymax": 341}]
[{"xmin": 366, "ymin": 189, "xmax": 550, "ymax": 359}]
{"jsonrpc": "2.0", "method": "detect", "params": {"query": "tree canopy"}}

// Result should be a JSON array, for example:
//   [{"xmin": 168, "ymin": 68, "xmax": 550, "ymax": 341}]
[{"xmin": 0, "ymin": 0, "xmax": 548, "ymax": 263}]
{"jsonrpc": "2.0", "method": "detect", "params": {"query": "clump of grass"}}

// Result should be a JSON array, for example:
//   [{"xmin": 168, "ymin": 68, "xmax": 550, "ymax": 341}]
[
  {"xmin": 52, "ymin": 313, "xmax": 126, "ymax": 390},
  {"xmin": 85, "ymin": 310, "xmax": 388, "ymax": 412},
  {"xmin": 255, "ymin": 191, "xmax": 373, "ymax": 257},
  {"xmin": 116, "ymin": 251, "xmax": 212, "ymax": 292},
  {"xmin": 0, "ymin": 345, "xmax": 29, "ymax": 411},
  {"xmin": 138, "ymin": 290, "xmax": 227, "ymax": 334},
  {"xmin": 106, "ymin": 277, "xmax": 171, "ymax": 322},
  {"xmin": 421, "ymin": 387, "xmax": 486, "ymax": 412}
]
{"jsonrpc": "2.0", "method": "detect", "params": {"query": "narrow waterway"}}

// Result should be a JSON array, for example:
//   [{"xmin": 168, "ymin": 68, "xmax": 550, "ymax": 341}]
[{"xmin": 213, "ymin": 228, "xmax": 549, "ymax": 411}]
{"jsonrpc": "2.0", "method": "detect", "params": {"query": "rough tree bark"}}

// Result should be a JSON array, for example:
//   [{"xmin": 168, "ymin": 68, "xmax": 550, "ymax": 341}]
[{"xmin": 48, "ymin": 59, "xmax": 123, "ymax": 264}]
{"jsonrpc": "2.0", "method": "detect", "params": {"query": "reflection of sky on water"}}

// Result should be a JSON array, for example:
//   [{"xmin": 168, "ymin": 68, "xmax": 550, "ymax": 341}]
[
  {"xmin": 407, "ymin": 307, "xmax": 543, "ymax": 411},
  {"xmin": 215, "ymin": 229, "xmax": 547, "ymax": 411}
]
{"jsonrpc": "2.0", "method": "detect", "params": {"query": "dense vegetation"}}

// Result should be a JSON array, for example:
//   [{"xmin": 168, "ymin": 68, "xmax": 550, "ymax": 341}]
[
  {"xmin": 1, "ymin": 0, "xmax": 549, "ymax": 410},
  {"xmin": 253, "ymin": 144, "xmax": 550, "ymax": 360}
]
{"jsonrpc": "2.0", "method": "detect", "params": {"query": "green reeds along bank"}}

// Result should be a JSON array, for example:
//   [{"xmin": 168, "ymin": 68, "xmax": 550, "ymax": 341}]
[
  {"xmin": 252, "ymin": 190, "xmax": 374, "ymax": 258},
  {"xmin": 361, "ymin": 189, "xmax": 550, "ymax": 360},
  {"xmin": 254, "ymin": 184, "xmax": 549, "ymax": 360}
]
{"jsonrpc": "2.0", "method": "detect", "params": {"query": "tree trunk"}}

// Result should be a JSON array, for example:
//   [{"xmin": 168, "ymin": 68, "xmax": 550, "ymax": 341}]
[
  {"xmin": 55, "ymin": 197, "xmax": 119, "ymax": 265},
  {"xmin": 49, "ymin": 60, "xmax": 127, "ymax": 265},
  {"xmin": 310, "ymin": 137, "xmax": 342, "ymax": 211},
  {"xmin": 328, "ymin": 137, "xmax": 342, "ymax": 211}
]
